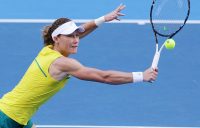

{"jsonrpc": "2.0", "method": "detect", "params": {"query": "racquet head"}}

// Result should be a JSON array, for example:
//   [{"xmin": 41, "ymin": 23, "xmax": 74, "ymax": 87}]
[{"xmin": 150, "ymin": 0, "xmax": 190, "ymax": 38}]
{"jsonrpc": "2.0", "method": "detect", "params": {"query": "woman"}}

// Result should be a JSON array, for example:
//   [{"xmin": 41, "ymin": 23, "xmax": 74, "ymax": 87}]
[{"xmin": 0, "ymin": 4, "xmax": 158, "ymax": 128}]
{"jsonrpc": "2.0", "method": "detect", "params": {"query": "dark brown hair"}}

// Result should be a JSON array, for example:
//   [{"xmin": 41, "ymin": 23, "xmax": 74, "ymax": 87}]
[{"xmin": 42, "ymin": 18, "xmax": 71, "ymax": 46}]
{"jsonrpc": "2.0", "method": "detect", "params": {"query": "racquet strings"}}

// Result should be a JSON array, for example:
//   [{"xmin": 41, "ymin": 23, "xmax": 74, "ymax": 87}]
[{"xmin": 152, "ymin": 0, "xmax": 189, "ymax": 36}]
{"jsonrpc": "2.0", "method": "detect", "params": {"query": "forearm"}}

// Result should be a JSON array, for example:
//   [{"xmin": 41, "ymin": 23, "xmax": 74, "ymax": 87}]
[
  {"xmin": 103, "ymin": 71, "xmax": 145, "ymax": 85},
  {"xmin": 79, "ymin": 20, "xmax": 98, "ymax": 38},
  {"xmin": 76, "ymin": 68, "xmax": 134, "ymax": 85},
  {"xmin": 79, "ymin": 16, "xmax": 105, "ymax": 38},
  {"xmin": 101, "ymin": 70, "xmax": 133, "ymax": 85}
]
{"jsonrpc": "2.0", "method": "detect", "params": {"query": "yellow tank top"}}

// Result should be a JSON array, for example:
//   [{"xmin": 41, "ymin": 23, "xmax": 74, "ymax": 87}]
[{"xmin": 0, "ymin": 45, "xmax": 69, "ymax": 125}]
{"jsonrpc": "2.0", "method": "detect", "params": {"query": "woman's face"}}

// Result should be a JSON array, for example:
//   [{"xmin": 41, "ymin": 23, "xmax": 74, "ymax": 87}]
[{"xmin": 53, "ymin": 32, "xmax": 80, "ymax": 56}]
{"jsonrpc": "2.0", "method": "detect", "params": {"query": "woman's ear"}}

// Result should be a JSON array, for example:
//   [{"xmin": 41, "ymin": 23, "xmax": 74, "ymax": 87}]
[{"xmin": 53, "ymin": 36, "xmax": 59, "ymax": 44}]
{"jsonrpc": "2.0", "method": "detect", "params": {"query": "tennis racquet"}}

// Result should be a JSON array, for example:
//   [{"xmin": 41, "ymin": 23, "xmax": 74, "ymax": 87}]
[{"xmin": 150, "ymin": 0, "xmax": 190, "ymax": 70}]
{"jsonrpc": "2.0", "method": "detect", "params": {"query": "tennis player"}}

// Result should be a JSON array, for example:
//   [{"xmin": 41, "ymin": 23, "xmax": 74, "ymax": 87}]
[{"xmin": 0, "ymin": 4, "xmax": 158, "ymax": 128}]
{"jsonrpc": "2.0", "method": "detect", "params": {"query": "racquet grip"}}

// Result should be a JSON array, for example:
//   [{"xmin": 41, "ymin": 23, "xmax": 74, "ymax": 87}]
[{"xmin": 151, "ymin": 52, "xmax": 160, "ymax": 69}]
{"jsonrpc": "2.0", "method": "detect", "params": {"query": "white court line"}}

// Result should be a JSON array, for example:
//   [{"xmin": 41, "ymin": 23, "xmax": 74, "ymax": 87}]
[
  {"xmin": 36, "ymin": 125, "xmax": 196, "ymax": 128},
  {"xmin": 0, "ymin": 19, "xmax": 200, "ymax": 24}
]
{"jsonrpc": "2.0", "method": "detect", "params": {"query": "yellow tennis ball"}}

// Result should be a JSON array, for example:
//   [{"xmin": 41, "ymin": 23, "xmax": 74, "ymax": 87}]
[{"xmin": 165, "ymin": 39, "xmax": 176, "ymax": 50}]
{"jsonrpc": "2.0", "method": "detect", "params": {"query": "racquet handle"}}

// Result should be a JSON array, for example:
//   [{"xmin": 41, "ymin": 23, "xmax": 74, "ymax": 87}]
[{"xmin": 151, "ymin": 52, "xmax": 160, "ymax": 69}]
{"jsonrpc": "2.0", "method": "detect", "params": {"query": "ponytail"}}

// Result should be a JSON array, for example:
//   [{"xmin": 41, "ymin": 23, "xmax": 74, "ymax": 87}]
[{"xmin": 42, "ymin": 25, "xmax": 54, "ymax": 46}]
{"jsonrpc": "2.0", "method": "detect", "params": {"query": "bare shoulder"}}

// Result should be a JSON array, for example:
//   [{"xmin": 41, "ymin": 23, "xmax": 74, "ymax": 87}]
[
  {"xmin": 54, "ymin": 56, "xmax": 79, "ymax": 65},
  {"xmin": 52, "ymin": 56, "xmax": 83, "ymax": 73}
]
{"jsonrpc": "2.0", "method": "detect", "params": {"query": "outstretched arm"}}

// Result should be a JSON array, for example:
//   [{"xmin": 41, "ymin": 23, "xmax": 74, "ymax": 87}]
[
  {"xmin": 51, "ymin": 57, "xmax": 158, "ymax": 85},
  {"xmin": 79, "ymin": 4, "xmax": 126, "ymax": 38}
]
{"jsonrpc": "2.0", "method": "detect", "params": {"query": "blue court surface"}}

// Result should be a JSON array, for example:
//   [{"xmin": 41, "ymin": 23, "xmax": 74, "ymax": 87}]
[{"xmin": 0, "ymin": 0, "xmax": 200, "ymax": 128}]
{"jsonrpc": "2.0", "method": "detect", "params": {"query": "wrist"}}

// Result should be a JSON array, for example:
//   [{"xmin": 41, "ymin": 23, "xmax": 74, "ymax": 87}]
[
  {"xmin": 94, "ymin": 16, "xmax": 105, "ymax": 26},
  {"xmin": 132, "ymin": 72, "xmax": 143, "ymax": 83}
]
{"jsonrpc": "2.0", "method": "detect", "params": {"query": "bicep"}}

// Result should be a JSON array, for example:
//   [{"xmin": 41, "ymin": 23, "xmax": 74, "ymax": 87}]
[{"xmin": 55, "ymin": 57, "xmax": 106, "ymax": 81}]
